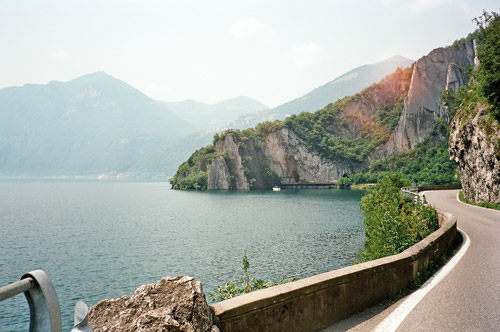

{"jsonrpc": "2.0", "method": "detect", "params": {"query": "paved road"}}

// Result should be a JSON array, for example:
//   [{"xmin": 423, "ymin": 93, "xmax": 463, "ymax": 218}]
[
  {"xmin": 324, "ymin": 190, "xmax": 500, "ymax": 332},
  {"xmin": 394, "ymin": 190, "xmax": 500, "ymax": 331}
]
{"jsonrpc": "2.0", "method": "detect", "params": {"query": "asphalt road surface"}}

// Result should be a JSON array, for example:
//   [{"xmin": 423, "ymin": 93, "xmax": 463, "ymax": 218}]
[
  {"xmin": 392, "ymin": 190, "xmax": 500, "ymax": 331},
  {"xmin": 324, "ymin": 189, "xmax": 500, "ymax": 332}
]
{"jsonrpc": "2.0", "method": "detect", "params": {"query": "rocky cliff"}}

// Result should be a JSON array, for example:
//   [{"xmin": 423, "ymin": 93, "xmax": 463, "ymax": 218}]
[
  {"xmin": 171, "ymin": 38, "xmax": 480, "ymax": 190},
  {"xmin": 449, "ymin": 103, "xmax": 500, "ymax": 204},
  {"xmin": 386, "ymin": 40, "xmax": 477, "ymax": 154},
  {"xmin": 171, "ymin": 66, "xmax": 413, "ymax": 190},
  {"xmin": 207, "ymin": 128, "xmax": 360, "ymax": 189}
]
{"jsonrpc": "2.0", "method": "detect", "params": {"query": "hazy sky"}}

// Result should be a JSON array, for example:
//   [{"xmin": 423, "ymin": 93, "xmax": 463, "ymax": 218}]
[{"xmin": 1, "ymin": 0, "xmax": 498, "ymax": 107}]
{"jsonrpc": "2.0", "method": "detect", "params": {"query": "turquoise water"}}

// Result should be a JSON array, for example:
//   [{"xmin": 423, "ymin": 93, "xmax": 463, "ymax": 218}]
[{"xmin": 0, "ymin": 182, "xmax": 365, "ymax": 331}]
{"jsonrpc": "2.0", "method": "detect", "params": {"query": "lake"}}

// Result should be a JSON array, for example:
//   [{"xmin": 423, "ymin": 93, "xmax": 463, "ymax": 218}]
[{"xmin": 0, "ymin": 182, "xmax": 365, "ymax": 331}]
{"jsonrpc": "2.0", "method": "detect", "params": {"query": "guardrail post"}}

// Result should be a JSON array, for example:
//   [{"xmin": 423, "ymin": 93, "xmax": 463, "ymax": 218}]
[{"xmin": 22, "ymin": 270, "xmax": 62, "ymax": 332}]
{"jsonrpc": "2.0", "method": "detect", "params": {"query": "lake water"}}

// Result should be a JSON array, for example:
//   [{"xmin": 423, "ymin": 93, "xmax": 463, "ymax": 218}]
[{"xmin": 0, "ymin": 182, "xmax": 365, "ymax": 331}]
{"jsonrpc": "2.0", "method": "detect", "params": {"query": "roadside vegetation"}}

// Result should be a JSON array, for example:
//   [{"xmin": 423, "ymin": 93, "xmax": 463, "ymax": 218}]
[
  {"xmin": 209, "ymin": 252, "xmax": 299, "ymax": 302},
  {"xmin": 458, "ymin": 191, "xmax": 500, "ymax": 211},
  {"xmin": 357, "ymin": 173, "xmax": 439, "ymax": 262}
]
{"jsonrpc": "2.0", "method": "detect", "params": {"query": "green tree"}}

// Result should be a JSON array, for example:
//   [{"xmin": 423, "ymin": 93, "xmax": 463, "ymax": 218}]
[{"xmin": 474, "ymin": 11, "xmax": 500, "ymax": 121}]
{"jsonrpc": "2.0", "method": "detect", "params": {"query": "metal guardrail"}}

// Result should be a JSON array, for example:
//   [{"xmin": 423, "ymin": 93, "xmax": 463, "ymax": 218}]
[
  {"xmin": 0, "ymin": 270, "xmax": 62, "ymax": 332},
  {"xmin": 401, "ymin": 185, "xmax": 427, "ymax": 204}
]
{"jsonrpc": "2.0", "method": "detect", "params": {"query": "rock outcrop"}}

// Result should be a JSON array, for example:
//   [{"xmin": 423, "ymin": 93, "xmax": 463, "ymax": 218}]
[
  {"xmin": 449, "ymin": 104, "xmax": 500, "ymax": 204},
  {"xmin": 386, "ymin": 40, "xmax": 477, "ymax": 154},
  {"xmin": 207, "ymin": 128, "xmax": 360, "ymax": 189},
  {"xmin": 173, "ymin": 39, "xmax": 481, "ymax": 190},
  {"xmin": 264, "ymin": 128, "xmax": 356, "ymax": 183},
  {"xmin": 213, "ymin": 135, "xmax": 249, "ymax": 190},
  {"xmin": 88, "ymin": 276, "xmax": 219, "ymax": 332}
]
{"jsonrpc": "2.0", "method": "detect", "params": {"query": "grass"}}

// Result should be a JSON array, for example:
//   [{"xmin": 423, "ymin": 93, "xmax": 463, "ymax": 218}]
[
  {"xmin": 458, "ymin": 190, "xmax": 500, "ymax": 211},
  {"xmin": 350, "ymin": 183, "xmax": 376, "ymax": 190}
]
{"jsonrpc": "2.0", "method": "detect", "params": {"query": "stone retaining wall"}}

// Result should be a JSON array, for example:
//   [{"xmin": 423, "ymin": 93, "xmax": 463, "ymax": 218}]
[{"xmin": 211, "ymin": 210, "xmax": 457, "ymax": 332}]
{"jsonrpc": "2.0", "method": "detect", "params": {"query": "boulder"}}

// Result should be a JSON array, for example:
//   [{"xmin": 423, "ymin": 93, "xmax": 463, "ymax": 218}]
[{"xmin": 88, "ymin": 276, "xmax": 219, "ymax": 332}]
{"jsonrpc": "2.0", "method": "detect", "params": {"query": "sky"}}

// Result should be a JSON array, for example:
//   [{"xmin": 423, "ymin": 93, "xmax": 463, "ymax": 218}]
[{"xmin": 1, "ymin": 0, "xmax": 499, "ymax": 108}]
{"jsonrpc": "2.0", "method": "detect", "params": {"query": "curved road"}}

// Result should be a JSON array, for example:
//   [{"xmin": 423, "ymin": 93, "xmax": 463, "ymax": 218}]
[
  {"xmin": 323, "ymin": 189, "xmax": 500, "ymax": 332},
  {"xmin": 390, "ymin": 190, "xmax": 500, "ymax": 331}
]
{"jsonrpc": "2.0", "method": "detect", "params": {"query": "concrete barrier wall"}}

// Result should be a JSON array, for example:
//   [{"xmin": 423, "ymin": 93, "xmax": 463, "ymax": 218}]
[
  {"xmin": 418, "ymin": 184, "xmax": 462, "ymax": 192},
  {"xmin": 211, "ymin": 210, "xmax": 457, "ymax": 332}
]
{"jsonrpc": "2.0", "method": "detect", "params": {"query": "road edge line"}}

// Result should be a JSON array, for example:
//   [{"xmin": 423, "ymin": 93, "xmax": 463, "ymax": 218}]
[
  {"xmin": 373, "ymin": 227, "xmax": 470, "ymax": 332},
  {"xmin": 456, "ymin": 191, "xmax": 500, "ymax": 213}
]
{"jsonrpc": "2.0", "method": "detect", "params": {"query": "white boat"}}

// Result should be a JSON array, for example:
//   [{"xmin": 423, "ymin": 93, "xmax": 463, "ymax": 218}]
[{"xmin": 272, "ymin": 186, "xmax": 281, "ymax": 191}]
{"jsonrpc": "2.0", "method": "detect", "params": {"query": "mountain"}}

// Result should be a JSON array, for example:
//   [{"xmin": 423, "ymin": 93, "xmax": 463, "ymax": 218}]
[
  {"xmin": 0, "ymin": 72, "xmax": 195, "ymax": 178},
  {"xmin": 386, "ymin": 42, "xmax": 476, "ymax": 154},
  {"xmin": 165, "ymin": 96, "xmax": 268, "ymax": 131},
  {"xmin": 171, "ymin": 43, "xmax": 476, "ymax": 190},
  {"xmin": 171, "ymin": 66, "xmax": 414, "ymax": 189},
  {"xmin": 128, "ymin": 131, "xmax": 215, "ymax": 180},
  {"xmin": 226, "ymin": 56, "xmax": 414, "ymax": 130},
  {"xmin": 132, "ymin": 56, "xmax": 415, "ymax": 177}
]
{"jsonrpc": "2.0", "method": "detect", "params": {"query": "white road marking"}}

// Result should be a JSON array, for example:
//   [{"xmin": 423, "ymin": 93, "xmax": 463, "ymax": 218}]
[
  {"xmin": 456, "ymin": 191, "xmax": 500, "ymax": 214},
  {"xmin": 373, "ymin": 228, "xmax": 470, "ymax": 332}
]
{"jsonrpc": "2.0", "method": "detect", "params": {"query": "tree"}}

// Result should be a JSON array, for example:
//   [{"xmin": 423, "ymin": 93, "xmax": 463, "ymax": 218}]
[{"xmin": 475, "ymin": 11, "xmax": 500, "ymax": 121}]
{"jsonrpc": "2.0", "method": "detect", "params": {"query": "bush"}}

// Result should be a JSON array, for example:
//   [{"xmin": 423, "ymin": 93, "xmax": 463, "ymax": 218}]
[
  {"xmin": 358, "ymin": 173, "xmax": 439, "ymax": 262},
  {"xmin": 474, "ymin": 11, "xmax": 500, "ymax": 121}
]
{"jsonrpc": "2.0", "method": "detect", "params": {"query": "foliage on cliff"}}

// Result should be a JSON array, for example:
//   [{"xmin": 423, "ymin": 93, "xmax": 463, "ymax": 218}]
[
  {"xmin": 358, "ymin": 173, "xmax": 439, "ymax": 262},
  {"xmin": 338, "ymin": 119, "xmax": 460, "ymax": 187},
  {"xmin": 170, "ymin": 145, "xmax": 217, "ymax": 189},
  {"xmin": 474, "ymin": 11, "xmax": 500, "ymax": 121},
  {"xmin": 448, "ymin": 11, "xmax": 500, "ymax": 123},
  {"xmin": 283, "ymin": 66, "xmax": 412, "ymax": 164},
  {"xmin": 443, "ymin": 11, "xmax": 500, "ymax": 205}
]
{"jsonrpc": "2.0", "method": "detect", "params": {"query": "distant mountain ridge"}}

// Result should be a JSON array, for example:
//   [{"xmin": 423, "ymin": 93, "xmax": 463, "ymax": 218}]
[
  {"xmin": 130, "ymin": 56, "xmax": 415, "ymax": 177},
  {"xmin": 165, "ymin": 96, "xmax": 268, "ymax": 131},
  {"xmin": 0, "ymin": 72, "xmax": 194, "ymax": 178},
  {"xmin": 0, "ymin": 56, "xmax": 416, "ymax": 180},
  {"xmin": 227, "ymin": 56, "xmax": 414, "ymax": 129}
]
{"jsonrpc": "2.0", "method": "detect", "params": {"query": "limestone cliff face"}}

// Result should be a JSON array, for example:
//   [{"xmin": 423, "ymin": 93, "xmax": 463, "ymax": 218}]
[
  {"xmin": 386, "ymin": 41, "xmax": 477, "ymax": 154},
  {"xmin": 449, "ymin": 104, "xmax": 500, "ymax": 204},
  {"xmin": 207, "ymin": 158, "xmax": 230, "ymax": 190},
  {"xmin": 262, "ymin": 128, "xmax": 359, "ymax": 183},
  {"xmin": 207, "ymin": 128, "xmax": 359, "ymax": 189},
  {"xmin": 212, "ymin": 135, "xmax": 249, "ymax": 190}
]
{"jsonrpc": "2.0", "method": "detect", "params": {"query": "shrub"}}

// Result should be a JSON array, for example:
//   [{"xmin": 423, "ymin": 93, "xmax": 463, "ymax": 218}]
[
  {"xmin": 358, "ymin": 173, "xmax": 439, "ymax": 262},
  {"xmin": 209, "ymin": 253, "xmax": 299, "ymax": 302},
  {"xmin": 474, "ymin": 11, "xmax": 500, "ymax": 121}
]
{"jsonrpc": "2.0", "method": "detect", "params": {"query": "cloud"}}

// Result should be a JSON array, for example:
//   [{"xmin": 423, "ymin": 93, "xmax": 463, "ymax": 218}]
[
  {"xmin": 231, "ymin": 17, "xmax": 267, "ymax": 41},
  {"xmin": 292, "ymin": 42, "xmax": 322, "ymax": 66},
  {"xmin": 53, "ymin": 48, "xmax": 67, "ymax": 59}
]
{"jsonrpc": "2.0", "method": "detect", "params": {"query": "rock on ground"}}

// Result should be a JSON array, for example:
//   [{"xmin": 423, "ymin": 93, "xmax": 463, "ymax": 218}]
[{"xmin": 88, "ymin": 276, "xmax": 219, "ymax": 332}]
